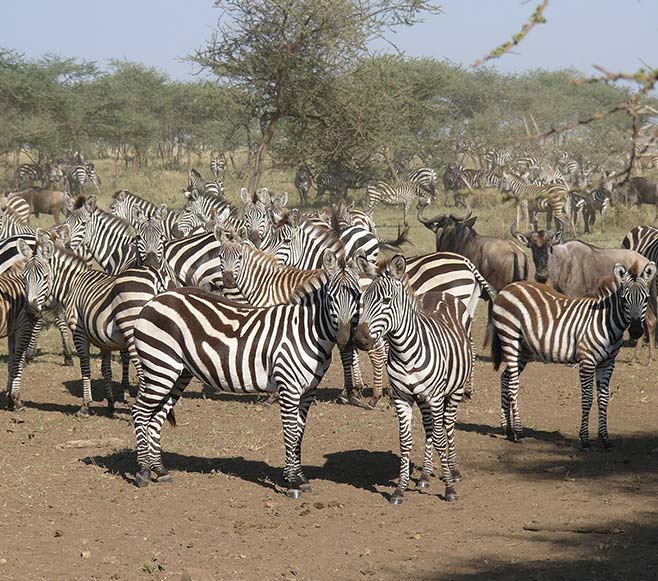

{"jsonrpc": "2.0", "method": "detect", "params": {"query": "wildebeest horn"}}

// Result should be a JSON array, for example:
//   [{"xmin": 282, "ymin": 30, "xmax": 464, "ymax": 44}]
[
  {"xmin": 463, "ymin": 207, "xmax": 472, "ymax": 221},
  {"xmin": 416, "ymin": 200, "xmax": 441, "ymax": 225},
  {"xmin": 510, "ymin": 221, "xmax": 518, "ymax": 237}
]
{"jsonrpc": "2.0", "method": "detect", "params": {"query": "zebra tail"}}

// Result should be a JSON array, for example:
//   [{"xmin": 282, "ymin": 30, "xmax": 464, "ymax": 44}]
[
  {"xmin": 483, "ymin": 298, "xmax": 494, "ymax": 349},
  {"xmin": 492, "ymin": 323, "xmax": 503, "ymax": 371},
  {"xmin": 166, "ymin": 408, "xmax": 177, "ymax": 427},
  {"xmin": 523, "ymin": 254, "xmax": 529, "ymax": 281},
  {"xmin": 378, "ymin": 224, "xmax": 410, "ymax": 252}
]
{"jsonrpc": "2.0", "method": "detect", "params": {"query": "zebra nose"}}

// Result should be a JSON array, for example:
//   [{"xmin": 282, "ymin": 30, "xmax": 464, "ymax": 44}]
[
  {"xmin": 143, "ymin": 253, "xmax": 160, "ymax": 268},
  {"xmin": 336, "ymin": 323, "xmax": 351, "ymax": 351},
  {"xmin": 223, "ymin": 270, "xmax": 236, "ymax": 289},
  {"xmin": 353, "ymin": 322, "xmax": 373, "ymax": 351},
  {"xmin": 628, "ymin": 319, "xmax": 644, "ymax": 341},
  {"xmin": 248, "ymin": 231, "xmax": 261, "ymax": 249}
]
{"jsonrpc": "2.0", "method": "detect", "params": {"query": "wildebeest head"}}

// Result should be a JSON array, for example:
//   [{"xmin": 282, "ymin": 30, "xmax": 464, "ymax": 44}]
[
  {"xmin": 511, "ymin": 223, "xmax": 562, "ymax": 283},
  {"xmin": 416, "ymin": 200, "xmax": 476, "ymax": 235}
]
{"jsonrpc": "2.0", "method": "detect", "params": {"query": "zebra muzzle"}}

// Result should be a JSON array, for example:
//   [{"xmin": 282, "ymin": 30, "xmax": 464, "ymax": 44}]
[
  {"xmin": 336, "ymin": 323, "xmax": 351, "ymax": 351},
  {"xmin": 353, "ymin": 322, "xmax": 374, "ymax": 351},
  {"xmin": 628, "ymin": 320, "xmax": 644, "ymax": 341},
  {"xmin": 26, "ymin": 299, "xmax": 42, "ymax": 318}
]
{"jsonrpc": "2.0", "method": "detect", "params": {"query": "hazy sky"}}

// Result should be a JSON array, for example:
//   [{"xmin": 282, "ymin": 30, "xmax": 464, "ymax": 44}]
[{"xmin": 1, "ymin": 1, "xmax": 656, "ymax": 79}]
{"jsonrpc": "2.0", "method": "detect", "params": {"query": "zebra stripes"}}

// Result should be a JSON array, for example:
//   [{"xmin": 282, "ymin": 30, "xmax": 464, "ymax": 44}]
[
  {"xmin": 353, "ymin": 254, "xmax": 473, "ymax": 504},
  {"xmin": 491, "ymin": 262, "xmax": 656, "ymax": 448},
  {"xmin": 295, "ymin": 165, "xmax": 312, "ymax": 205},
  {"xmin": 130, "ymin": 250, "xmax": 360, "ymax": 493},
  {"xmin": 365, "ymin": 179, "xmax": 423, "ymax": 224},
  {"xmin": 406, "ymin": 167, "xmax": 437, "ymax": 197},
  {"xmin": 187, "ymin": 169, "xmax": 225, "ymax": 200},
  {"xmin": 67, "ymin": 164, "xmax": 100, "ymax": 195},
  {"xmin": 210, "ymin": 154, "xmax": 227, "ymax": 178}
]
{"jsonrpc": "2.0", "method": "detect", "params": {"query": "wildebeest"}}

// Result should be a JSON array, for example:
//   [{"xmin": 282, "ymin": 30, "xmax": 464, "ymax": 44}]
[
  {"xmin": 8, "ymin": 188, "xmax": 67, "ymax": 224},
  {"xmin": 616, "ymin": 177, "xmax": 658, "ymax": 218},
  {"xmin": 417, "ymin": 201, "xmax": 528, "ymax": 290},
  {"xmin": 513, "ymin": 227, "xmax": 657, "ymax": 363}
]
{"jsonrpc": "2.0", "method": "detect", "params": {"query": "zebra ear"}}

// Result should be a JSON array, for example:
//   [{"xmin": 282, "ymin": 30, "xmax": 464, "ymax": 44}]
[
  {"xmin": 353, "ymin": 250, "xmax": 375, "ymax": 278},
  {"xmin": 322, "ymin": 250, "xmax": 339, "ymax": 273},
  {"xmin": 213, "ymin": 225, "xmax": 229, "ymax": 244},
  {"xmin": 257, "ymin": 188, "xmax": 270, "ymax": 205},
  {"xmin": 613, "ymin": 263, "xmax": 628, "ymax": 284},
  {"xmin": 64, "ymin": 194, "xmax": 74, "ymax": 214},
  {"xmin": 35, "ymin": 228, "xmax": 51, "ymax": 245},
  {"xmin": 184, "ymin": 190, "xmax": 198, "ymax": 201},
  {"xmin": 278, "ymin": 192, "xmax": 288, "ymax": 207},
  {"xmin": 154, "ymin": 204, "xmax": 168, "ymax": 221},
  {"xmin": 17, "ymin": 238, "xmax": 33, "ymax": 259},
  {"xmin": 132, "ymin": 206, "xmax": 147, "ymax": 226},
  {"xmin": 388, "ymin": 255, "xmax": 407, "ymax": 280},
  {"xmin": 115, "ymin": 190, "xmax": 126, "ymax": 201},
  {"xmin": 240, "ymin": 187, "xmax": 250, "ymax": 204},
  {"xmin": 291, "ymin": 208, "xmax": 300, "ymax": 228},
  {"xmin": 39, "ymin": 239, "xmax": 55, "ymax": 260},
  {"xmin": 642, "ymin": 262, "xmax": 657, "ymax": 283},
  {"xmin": 85, "ymin": 195, "xmax": 97, "ymax": 212},
  {"xmin": 51, "ymin": 224, "xmax": 71, "ymax": 246}
]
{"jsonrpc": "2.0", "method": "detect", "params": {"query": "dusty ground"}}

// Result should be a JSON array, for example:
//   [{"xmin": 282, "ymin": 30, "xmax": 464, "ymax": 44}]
[{"xmin": 2, "ymin": 319, "xmax": 658, "ymax": 581}]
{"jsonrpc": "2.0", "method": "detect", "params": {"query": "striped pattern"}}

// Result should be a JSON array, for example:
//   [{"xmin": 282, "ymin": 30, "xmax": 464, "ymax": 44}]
[
  {"xmin": 354, "ymin": 255, "xmax": 473, "ymax": 504},
  {"xmin": 67, "ymin": 164, "xmax": 100, "ymax": 195},
  {"xmin": 210, "ymin": 154, "xmax": 227, "ymax": 178},
  {"xmin": 492, "ymin": 262, "xmax": 657, "ymax": 449},
  {"xmin": 295, "ymin": 165, "xmax": 312, "ymax": 205},
  {"xmin": 365, "ymin": 179, "xmax": 423, "ymax": 224},
  {"xmin": 130, "ymin": 251, "xmax": 360, "ymax": 492},
  {"xmin": 484, "ymin": 149, "xmax": 512, "ymax": 171},
  {"xmin": 406, "ymin": 167, "xmax": 437, "ymax": 197}
]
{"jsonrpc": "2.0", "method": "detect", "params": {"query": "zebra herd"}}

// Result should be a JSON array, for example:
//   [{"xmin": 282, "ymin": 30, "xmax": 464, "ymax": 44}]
[{"xmin": 1, "ymin": 158, "xmax": 658, "ymax": 506}]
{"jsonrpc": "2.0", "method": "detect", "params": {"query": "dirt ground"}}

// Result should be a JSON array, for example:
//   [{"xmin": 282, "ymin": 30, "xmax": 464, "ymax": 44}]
[{"xmin": 2, "ymin": 320, "xmax": 658, "ymax": 581}]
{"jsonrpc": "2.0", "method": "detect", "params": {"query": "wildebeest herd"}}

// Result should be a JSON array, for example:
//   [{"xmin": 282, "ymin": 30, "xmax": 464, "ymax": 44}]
[{"xmin": 3, "ymin": 152, "xmax": 658, "ymax": 506}]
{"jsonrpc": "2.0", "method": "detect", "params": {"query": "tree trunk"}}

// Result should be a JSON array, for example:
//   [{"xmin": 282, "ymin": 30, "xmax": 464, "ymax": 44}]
[{"xmin": 248, "ymin": 117, "xmax": 278, "ymax": 193}]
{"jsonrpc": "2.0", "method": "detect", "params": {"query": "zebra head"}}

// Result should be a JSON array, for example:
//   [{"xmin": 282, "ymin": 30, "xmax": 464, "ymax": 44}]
[
  {"xmin": 109, "ymin": 190, "xmax": 130, "ymax": 220},
  {"xmin": 133, "ymin": 205, "xmax": 167, "ymax": 268},
  {"xmin": 241, "ymin": 187, "xmax": 272, "ymax": 249},
  {"xmin": 214, "ymin": 228, "xmax": 245, "ymax": 291},
  {"xmin": 322, "ymin": 249, "xmax": 361, "ymax": 351},
  {"xmin": 65, "ymin": 195, "xmax": 97, "ymax": 251},
  {"xmin": 173, "ymin": 208, "xmax": 206, "ymax": 239},
  {"xmin": 352, "ymin": 254, "xmax": 410, "ymax": 351},
  {"xmin": 613, "ymin": 262, "xmax": 657, "ymax": 339},
  {"xmin": 268, "ymin": 208, "xmax": 301, "ymax": 264},
  {"xmin": 18, "ymin": 236, "xmax": 55, "ymax": 318}
]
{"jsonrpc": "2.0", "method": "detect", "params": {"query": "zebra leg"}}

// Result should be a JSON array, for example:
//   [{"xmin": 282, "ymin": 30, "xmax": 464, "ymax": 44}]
[
  {"xmin": 444, "ymin": 391, "xmax": 464, "ymax": 484},
  {"xmin": 337, "ymin": 348, "xmax": 363, "ymax": 406},
  {"xmin": 147, "ymin": 371, "xmax": 193, "ymax": 483},
  {"xmin": 390, "ymin": 395, "xmax": 414, "ymax": 505},
  {"xmin": 367, "ymin": 338, "xmax": 387, "ymax": 408},
  {"xmin": 7, "ymin": 318, "xmax": 36, "ymax": 412},
  {"xmin": 418, "ymin": 401, "xmax": 433, "ymax": 490},
  {"xmin": 293, "ymin": 388, "xmax": 316, "ymax": 493},
  {"xmin": 55, "ymin": 307, "xmax": 75, "ymax": 366},
  {"xmin": 117, "ymin": 350, "xmax": 131, "ymax": 403},
  {"xmin": 430, "ymin": 396, "xmax": 457, "ymax": 502},
  {"xmin": 577, "ymin": 363, "xmax": 596, "ymax": 450},
  {"xmin": 100, "ymin": 349, "xmax": 116, "ymax": 417},
  {"xmin": 279, "ymin": 389, "xmax": 306, "ymax": 498},
  {"xmin": 25, "ymin": 316, "xmax": 43, "ymax": 364},
  {"xmin": 74, "ymin": 332, "xmax": 95, "ymax": 417},
  {"xmin": 504, "ymin": 358, "xmax": 526, "ymax": 442},
  {"xmin": 595, "ymin": 361, "xmax": 615, "ymax": 450}
]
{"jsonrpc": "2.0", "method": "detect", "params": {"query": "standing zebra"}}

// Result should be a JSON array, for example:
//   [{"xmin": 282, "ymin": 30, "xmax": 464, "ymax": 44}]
[
  {"xmin": 353, "ymin": 254, "xmax": 473, "ymax": 504},
  {"xmin": 492, "ymin": 262, "xmax": 656, "ymax": 449},
  {"xmin": 187, "ymin": 168, "xmax": 224, "ymax": 199},
  {"xmin": 365, "ymin": 179, "xmax": 423, "ymax": 225},
  {"xmin": 406, "ymin": 167, "xmax": 437, "ymax": 198},
  {"xmin": 295, "ymin": 165, "xmax": 312, "ymax": 206},
  {"xmin": 484, "ymin": 149, "xmax": 512, "ymax": 172},
  {"xmin": 316, "ymin": 168, "xmax": 365, "ymax": 200},
  {"xmin": 210, "ymin": 154, "xmax": 227, "ymax": 178},
  {"xmin": 20, "ymin": 236, "xmax": 172, "ymax": 415},
  {"xmin": 67, "ymin": 164, "xmax": 100, "ymax": 195},
  {"xmin": 130, "ymin": 250, "xmax": 360, "ymax": 494},
  {"xmin": 1, "ymin": 194, "xmax": 32, "ymax": 225}
]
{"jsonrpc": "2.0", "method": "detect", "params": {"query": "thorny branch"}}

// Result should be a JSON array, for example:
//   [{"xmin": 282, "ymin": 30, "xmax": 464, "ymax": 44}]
[{"xmin": 472, "ymin": 0, "xmax": 549, "ymax": 67}]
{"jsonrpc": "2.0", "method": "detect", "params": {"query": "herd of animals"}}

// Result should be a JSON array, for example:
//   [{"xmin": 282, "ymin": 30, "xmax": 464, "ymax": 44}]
[{"xmin": 2, "ymin": 148, "xmax": 658, "ymax": 505}]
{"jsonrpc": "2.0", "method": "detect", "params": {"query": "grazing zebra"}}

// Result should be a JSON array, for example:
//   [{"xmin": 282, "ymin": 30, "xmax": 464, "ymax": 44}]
[
  {"xmin": 20, "ymin": 236, "xmax": 172, "ymax": 416},
  {"xmin": 492, "ymin": 262, "xmax": 656, "ymax": 449},
  {"xmin": 316, "ymin": 168, "xmax": 365, "ymax": 199},
  {"xmin": 500, "ymin": 172, "xmax": 575, "ymax": 235},
  {"xmin": 295, "ymin": 165, "xmax": 312, "ymax": 205},
  {"xmin": 210, "ymin": 154, "xmax": 227, "ymax": 178},
  {"xmin": 130, "ymin": 250, "xmax": 360, "ymax": 494},
  {"xmin": 64, "ymin": 195, "xmax": 135, "ymax": 273},
  {"xmin": 406, "ymin": 167, "xmax": 438, "ymax": 197},
  {"xmin": 67, "ymin": 164, "xmax": 100, "ymax": 195},
  {"xmin": 484, "ymin": 149, "xmax": 512, "ymax": 172},
  {"xmin": 353, "ymin": 254, "xmax": 473, "ymax": 504},
  {"xmin": 365, "ymin": 179, "xmax": 423, "ymax": 225}
]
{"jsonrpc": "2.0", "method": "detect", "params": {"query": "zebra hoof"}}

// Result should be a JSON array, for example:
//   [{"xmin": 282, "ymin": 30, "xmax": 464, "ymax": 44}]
[
  {"xmin": 262, "ymin": 393, "xmax": 278, "ymax": 407},
  {"xmin": 286, "ymin": 487, "xmax": 302, "ymax": 499},
  {"xmin": 299, "ymin": 480, "xmax": 312, "ymax": 493},
  {"xmin": 366, "ymin": 397, "xmax": 380, "ymax": 410},
  {"xmin": 64, "ymin": 356, "xmax": 74, "ymax": 367},
  {"xmin": 444, "ymin": 487, "xmax": 459, "ymax": 503},
  {"xmin": 336, "ymin": 390, "xmax": 350, "ymax": 405},
  {"xmin": 135, "ymin": 468, "xmax": 151, "ymax": 488},
  {"xmin": 76, "ymin": 405, "xmax": 92, "ymax": 418},
  {"xmin": 389, "ymin": 490, "xmax": 404, "ymax": 505},
  {"xmin": 153, "ymin": 467, "xmax": 173, "ymax": 484},
  {"xmin": 451, "ymin": 469, "xmax": 462, "ymax": 483},
  {"xmin": 580, "ymin": 442, "xmax": 592, "ymax": 453},
  {"xmin": 418, "ymin": 474, "xmax": 431, "ymax": 489},
  {"xmin": 602, "ymin": 441, "xmax": 613, "ymax": 452}
]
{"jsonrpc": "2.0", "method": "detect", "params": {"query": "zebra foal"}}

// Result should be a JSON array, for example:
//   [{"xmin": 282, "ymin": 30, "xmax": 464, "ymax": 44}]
[
  {"xmin": 492, "ymin": 262, "xmax": 656, "ymax": 449},
  {"xmin": 353, "ymin": 254, "xmax": 473, "ymax": 504},
  {"xmin": 130, "ymin": 250, "xmax": 360, "ymax": 494}
]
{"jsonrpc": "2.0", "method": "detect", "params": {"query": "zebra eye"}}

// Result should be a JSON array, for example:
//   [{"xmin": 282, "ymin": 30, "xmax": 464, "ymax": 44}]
[{"xmin": 382, "ymin": 297, "xmax": 392, "ymax": 305}]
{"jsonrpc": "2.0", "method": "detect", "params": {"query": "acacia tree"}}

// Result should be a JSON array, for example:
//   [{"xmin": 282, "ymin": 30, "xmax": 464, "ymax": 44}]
[{"xmin": 192, "ymin": 0, "xmax": 439, "ymax": 191}]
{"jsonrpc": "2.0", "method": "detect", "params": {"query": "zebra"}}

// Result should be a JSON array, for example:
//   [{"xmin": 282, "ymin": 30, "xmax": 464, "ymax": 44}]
[
  {"xmin": 484, "ymin": 149, "xmax": 512, "ymax": 172},
  {"xmin": 130, "ymin": 249, "xmax": 360, "ymax": 494},
  {"xmin": 295, "ymin": 165, "xmax": 312, "ymax": 205},
  {"xmin": 500, "ymin": 172, "xmax": 575, "ymax": 235},
  {"xmin": 406, "ymin": 167, "xmax": 438, "ymax": 198},
  {"xmin": 1, "ymin": 194, "xmax": 32, "ymax": 225},
  {"xmin": 16, "ymin": 163, "xmax": 46, "ymax": 187},
  {"xmin": 187, "ymin": 169, "xmax": 225, "ymax": 199},
  {"xmin": 316, "ymin": 168, "xmax": 365, "ymax": 199},
  {"xmin": 67, "ymin": 164, "xmax": 100, "ymax": 195},
  {"xmin": 210, "ymin": 154, "xmax": 227, "ymax": 178},
  {"xmin": 491, "ymin": 261, "xmax": 656, "ymax": 449},
  {"xmin": 571, "ymin": 184, "xmax": 612, "ymax": 234},
  {"xmin": 622, "ymin": 225, "xmax": 658, "ymax": 260},
  {"xmin": 365, "ymin": 179, "xmax": 423, "ymax": 225},
  {"xmin": 0, "ymin": 206, "xmax": 34, "ymax": 239},
  {"xmin": 20, "ymin": 236, "xmax": 172, "ymax": 416},
  {"xmin": 353, "ymin": 254, "xmax": 473, "ymax": 504},
  {"xmin": 328, "ymin": 202, "xmax": 376, "ymax": 234}
]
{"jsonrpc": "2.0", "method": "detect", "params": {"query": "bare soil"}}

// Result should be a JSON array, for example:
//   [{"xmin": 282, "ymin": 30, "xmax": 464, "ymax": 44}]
[{"xmin": 2, "ymin": 323, "xmax": 658, "ymax": 580}]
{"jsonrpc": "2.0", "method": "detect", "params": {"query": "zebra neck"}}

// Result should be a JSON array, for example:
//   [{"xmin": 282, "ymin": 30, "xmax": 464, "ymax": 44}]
[
  {"xmin": 599, "ymin": 291, "xmax": 632, "ymax": 337},
  {"xmin": 382, "ymin": 294, "xmax": 418, "ymax": 352},
  {"xmin": 50, "ymin": 250, "xmax": 89, "ymax": 301}
]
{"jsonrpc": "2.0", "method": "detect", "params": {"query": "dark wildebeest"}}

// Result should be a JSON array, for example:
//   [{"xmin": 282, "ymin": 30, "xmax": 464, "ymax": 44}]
[
  {"xmin": 513, "ymin": 227, "xmax": 657, "ymax": 363},
  {"xmin": 417, "ymin": 201, "xmax": 528, "ymax": 291},
  {"xmin": 616, "ymin": 177, "xmax": 658, "ymax": 218},
  {"xmin": 8, "ymin": 188, "xmax": 67, "ymax": 224}
]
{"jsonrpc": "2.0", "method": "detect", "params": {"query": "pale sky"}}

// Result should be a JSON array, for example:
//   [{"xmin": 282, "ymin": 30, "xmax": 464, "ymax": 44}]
[{"xmin": 1, "ymin": 1, "xmax": 656, "ymax": 79}]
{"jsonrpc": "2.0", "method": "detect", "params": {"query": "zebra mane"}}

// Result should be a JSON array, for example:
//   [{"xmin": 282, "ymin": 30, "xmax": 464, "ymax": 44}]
[
  {"xmin": 72, "ymin": 194, "xmax": 88, "ymax": 209},
  {"xmin": 594, "ymin": 261, "xmax": 643, "ymax": 298},
  {"xmin": 36, "ymin": 239, "xmax": 89, "ymax": 269},
  {"xmin": 300, "ymin": 216, "xmax": 343, "ymax": 250}
]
